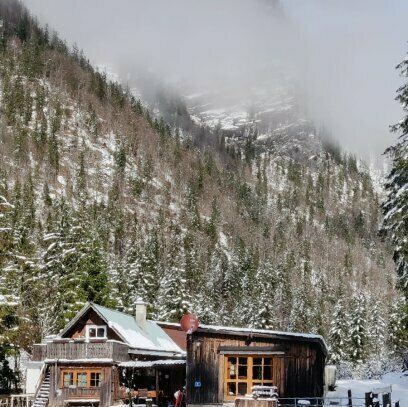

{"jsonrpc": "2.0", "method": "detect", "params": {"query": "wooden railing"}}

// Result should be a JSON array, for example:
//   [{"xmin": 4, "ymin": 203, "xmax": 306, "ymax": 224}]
[
  {"xmin": 32, "ymin": 341, "xmax": 129, "ymax": 362},
  {"xmin": 61, "ymin": 387, "xmax": 101, "ymax": 400},
  {"xmin": 33, "ymin": 364, "xmax": 48, "ymax": 403}
]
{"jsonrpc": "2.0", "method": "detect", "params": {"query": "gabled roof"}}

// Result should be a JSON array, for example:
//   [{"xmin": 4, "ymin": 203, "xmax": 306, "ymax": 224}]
[{"xmin": 59, "ymin": 302, "xmax": 183, "ymax": 356}]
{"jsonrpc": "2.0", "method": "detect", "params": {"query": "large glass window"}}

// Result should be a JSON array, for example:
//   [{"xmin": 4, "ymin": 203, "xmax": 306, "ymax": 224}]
[
  {"xmin": 224, "ymin": 356, "xmax": 277, "ymax": 400},
  {"xmin": 225, "ymin": 357, "xmax": 250, "ymax": 397},
  {"xmin": 60, "ymin": 369, "xmax": 102, "ymax": 388}
]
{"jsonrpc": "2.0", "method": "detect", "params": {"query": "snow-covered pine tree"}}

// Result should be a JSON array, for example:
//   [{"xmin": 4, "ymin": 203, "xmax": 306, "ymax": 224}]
[
  {"xmin": 329, "ymin": 295, "xmax": 349, "ymax": 364},
  {"xmin": 383, "ymin": 52, "xmax": 408, "ymax": 295},
  {"xmin": 387, "ymin": 297, "xmax": 408, "ymax": 358},
  {"xmin": 366, "ymin": 298, "xmax": 386, "ymax": 356},
  {"xmin": 249, "ymin": 261, "xmax": 279, "ymax": 330},
  {"xmin": 0, "ymin": 195, "xmax": 22, "ymax": 393},
  {"xmin": 156, "ymin": 231, "xmax": 191, "ymax": 322},
  {"xmin": 348, "ymin": 290, "xmax": 369, "ymax": 363}
]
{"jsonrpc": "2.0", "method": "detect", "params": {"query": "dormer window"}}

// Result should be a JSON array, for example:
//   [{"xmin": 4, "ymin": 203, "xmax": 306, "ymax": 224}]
[{"xmin": 86, "ymin": 325, "xmax": 107, "ymax": 340}]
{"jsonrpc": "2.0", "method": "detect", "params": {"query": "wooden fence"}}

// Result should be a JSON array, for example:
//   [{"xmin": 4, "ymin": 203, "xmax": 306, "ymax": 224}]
[{"xmin": 0, "ymin": 395, "xmax": 33, "ymax": 407}]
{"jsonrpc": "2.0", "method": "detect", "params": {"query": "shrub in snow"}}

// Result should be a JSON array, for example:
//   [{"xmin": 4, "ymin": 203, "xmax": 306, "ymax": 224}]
[
  {"xmin": 338, "ymin": 355, "xmax": 405, "ymax": 380},
  {"xmin": 337, "ymin": 361, "xmax": 353, "ymax": 380}
]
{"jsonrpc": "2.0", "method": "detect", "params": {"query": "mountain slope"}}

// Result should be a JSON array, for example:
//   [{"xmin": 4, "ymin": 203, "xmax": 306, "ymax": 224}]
[{"xmin": 0, "ymin": 0, "xmax": 400, "ymax": 375}]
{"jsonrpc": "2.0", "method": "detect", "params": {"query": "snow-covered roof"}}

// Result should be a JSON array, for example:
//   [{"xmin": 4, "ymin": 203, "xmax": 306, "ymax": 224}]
[
  {"xmin": 59, "ymin": 302, "xmax": 183, "ymax": 356},
  {"xmin": 157, "ymin": 321, "xmax": 328, "ymax": 355},
  {"xmin": 119, "ymin": 359, "xmax": 186, "ymax": 368}
]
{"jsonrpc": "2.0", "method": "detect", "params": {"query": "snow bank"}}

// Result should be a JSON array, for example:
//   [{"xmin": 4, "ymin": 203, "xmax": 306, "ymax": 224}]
[{"xmin": 328, "ymin": 372, "xmax": 408, "ymax": 406}]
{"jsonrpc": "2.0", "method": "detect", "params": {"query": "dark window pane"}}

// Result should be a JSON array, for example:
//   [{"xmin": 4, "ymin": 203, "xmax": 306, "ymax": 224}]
[
  {"xmin": 88, "ymin": 328, "xmax": 96, "ymax": 337},
  {"xmin": 264, "ymin": 358, "xmax": 272, "ymax": 365},
  {"xmin": 238, "ymin": 383, "xmax": 247, "ymax": 396},
  {"xmin": 90, "ymin": 372, "xmax": 101, "ymax": 387},
  {"xmin": 228, "ymin": 357, "xmax": 237, "ymax": 365},
  {"xmin": 238, "ymin": 365, "xmax": 247, "ymax": 379},
  {"xmin": 253, "ymin": 365, "xmax": 262, "ymax": 380},
  {"xmin": 227, "ymin": 382, "xmax": 236, "ymax": 396},
  {"xmin": 97, "ymin": 327, "xmax": 105, "ymax": 337},
  {"xmin": 239, "ymin": 357, "xmax": 247, "ymax": 366},
  {"xmin": 263, "ymin": 366, "xmax": 273, "ymax": 380},
  {"xmin": 253, "ymin": 358, "xmax": 262, "ymax": 366}
]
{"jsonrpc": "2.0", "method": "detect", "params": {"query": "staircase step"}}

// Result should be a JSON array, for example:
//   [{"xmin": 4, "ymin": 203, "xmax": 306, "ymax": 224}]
[{"xmin": 33, "ymin": 369, "xmax": 50, "ymax": 407}]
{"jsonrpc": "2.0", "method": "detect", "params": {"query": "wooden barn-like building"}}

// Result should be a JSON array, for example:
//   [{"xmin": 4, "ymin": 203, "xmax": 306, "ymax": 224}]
[
  {"xmin": 159, "ymin": 323, "xmax": 328, "ymax": 406},
  {"xmin": 27, "ymin": 303, "xmax": 328, "ymax": 407}
]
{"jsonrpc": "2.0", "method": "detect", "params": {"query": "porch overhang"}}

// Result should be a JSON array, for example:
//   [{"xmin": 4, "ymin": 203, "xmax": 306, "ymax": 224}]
[
  {"xmin": 128, "ymin": 348, "xmax": 185, "ymax": 358},
  {"xmin": 44, "ymin": 358, "xmax": 114, "ymax": 365},
  {"xmin": 119, "ymin": 359, "xmax": 186, "ymax": 369}
]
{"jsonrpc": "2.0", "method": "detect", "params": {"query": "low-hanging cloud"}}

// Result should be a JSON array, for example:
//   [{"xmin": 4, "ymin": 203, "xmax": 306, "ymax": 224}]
[{"xmin": 22, "ymin": 0, "xmax": 408, "ymax": 162}]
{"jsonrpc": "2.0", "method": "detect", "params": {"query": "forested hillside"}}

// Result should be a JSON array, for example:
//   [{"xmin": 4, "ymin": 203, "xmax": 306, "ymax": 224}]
[{"xmin": 0, "ymin": 1, "xmax": 404, "ymax": 389}]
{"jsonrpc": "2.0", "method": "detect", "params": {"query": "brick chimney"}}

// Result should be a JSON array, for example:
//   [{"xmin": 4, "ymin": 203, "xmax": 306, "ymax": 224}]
[{"xmin": 135, "ymin": 298, "xmax": 147, "ymax": 329}]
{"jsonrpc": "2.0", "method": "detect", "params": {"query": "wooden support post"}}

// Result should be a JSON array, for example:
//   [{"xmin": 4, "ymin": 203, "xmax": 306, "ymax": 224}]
[
  {"xmin": 382, "ymin": 393, "xmax": 391, "ymax": 407},
  {"xmin": 155, "ymin": 368, "xmax": 159, "ymax": 406},
  {"xmin": 372, "ymin": 394, "xmax": 379, "ymax": 407},
  {"xmin": 348, "ymin": 389, "xmax": 352, "ymax": 407},
  {"xmin": 365, "ymin": 392, "xmax": 373, "ymax": 407}
]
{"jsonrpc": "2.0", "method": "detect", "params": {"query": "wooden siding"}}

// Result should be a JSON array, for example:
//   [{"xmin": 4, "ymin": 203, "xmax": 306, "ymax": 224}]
[
  {"xmin": 32, "ymin": 341, "xmax": 129, "ymax": 362},
  {"xmin": 48, "ymin": 365, "xmax": 116, "ymax": 407},
  {"xmin": 186, "ymin": 332, "xmax": 326, "ymax": 405}
]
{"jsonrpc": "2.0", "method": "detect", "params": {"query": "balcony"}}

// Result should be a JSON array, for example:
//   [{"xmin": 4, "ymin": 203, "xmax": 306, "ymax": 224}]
[{"xmin": 32, "ymin": 340, "xmax": 129, "ymax": 363}]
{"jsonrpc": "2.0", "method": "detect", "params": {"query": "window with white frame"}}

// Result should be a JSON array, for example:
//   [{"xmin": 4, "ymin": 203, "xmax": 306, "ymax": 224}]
[{"xmin": 86, "ymin": 325, "xmax": 107, "ymax": 339}]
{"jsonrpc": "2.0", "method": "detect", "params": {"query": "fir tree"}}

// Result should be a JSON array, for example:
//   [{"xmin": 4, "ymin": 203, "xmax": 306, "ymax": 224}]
[
  {"xmin": 348, "ymin": 291, "xmax": 369, "ymax": 363},
  {"xmin": 329, "ymin": 295, "xmax": 349, "ymax": 364},
  {"xmin": 383, "ymin": 52, "xmax": 408, "ymax": 296}
]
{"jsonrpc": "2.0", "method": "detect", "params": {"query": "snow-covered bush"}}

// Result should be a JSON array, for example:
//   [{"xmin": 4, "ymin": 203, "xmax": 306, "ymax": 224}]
[{"xmin": 338, "ymin": 355, "xmax": 405, "ymax": 380}]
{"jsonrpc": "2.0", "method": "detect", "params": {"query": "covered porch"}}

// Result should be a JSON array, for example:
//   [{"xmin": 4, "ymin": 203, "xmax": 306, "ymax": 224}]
[{"xmin": 119, "ymin": 360, "xmax": 185, "ymax": 407}]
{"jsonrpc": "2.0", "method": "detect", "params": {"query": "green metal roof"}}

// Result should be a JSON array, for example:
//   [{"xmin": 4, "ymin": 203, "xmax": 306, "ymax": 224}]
[{"xmin": 60, "ymin": 302, "xmax": 183, "ymax": 355}]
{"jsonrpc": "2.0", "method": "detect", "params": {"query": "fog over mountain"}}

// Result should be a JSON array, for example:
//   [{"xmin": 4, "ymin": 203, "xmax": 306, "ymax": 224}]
[{"xmin": 22, "ymin": 0, "xmax": 408, "ymax": 161}]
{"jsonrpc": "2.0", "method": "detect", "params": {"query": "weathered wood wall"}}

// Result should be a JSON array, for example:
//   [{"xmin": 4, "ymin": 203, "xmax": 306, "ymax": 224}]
[
  {"xmin": 186, "ymin": 332, "xmax": 326, "ymax": 405},
  {"xmin": 48, "ymin": 365, "xmax": 116, "ymax": 407}
]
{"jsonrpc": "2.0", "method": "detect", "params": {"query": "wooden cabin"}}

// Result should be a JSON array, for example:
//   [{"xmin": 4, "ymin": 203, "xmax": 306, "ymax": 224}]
[
  {"xmin": 159, "ymin": 323, "xmax": 328, "ymax": 406},
  {"xmin": 28, "ymin": 302, "xmax": 328, "ymax": 407},
  {"xmin": 28, "ymin": 301, "xmax": 185, "ymax": 407}
]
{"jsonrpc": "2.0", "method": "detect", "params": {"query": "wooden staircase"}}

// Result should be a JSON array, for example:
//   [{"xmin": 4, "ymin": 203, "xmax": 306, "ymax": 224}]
[{"xmin": 32, "ymin": 368, "xmax": 50, "ymax": 407}]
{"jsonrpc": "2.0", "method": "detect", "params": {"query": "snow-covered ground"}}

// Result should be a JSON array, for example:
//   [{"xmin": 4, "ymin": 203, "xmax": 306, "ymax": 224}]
[{"xmin": 328, "ymin": 373, "xmax": 408, "ymax": 407}]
